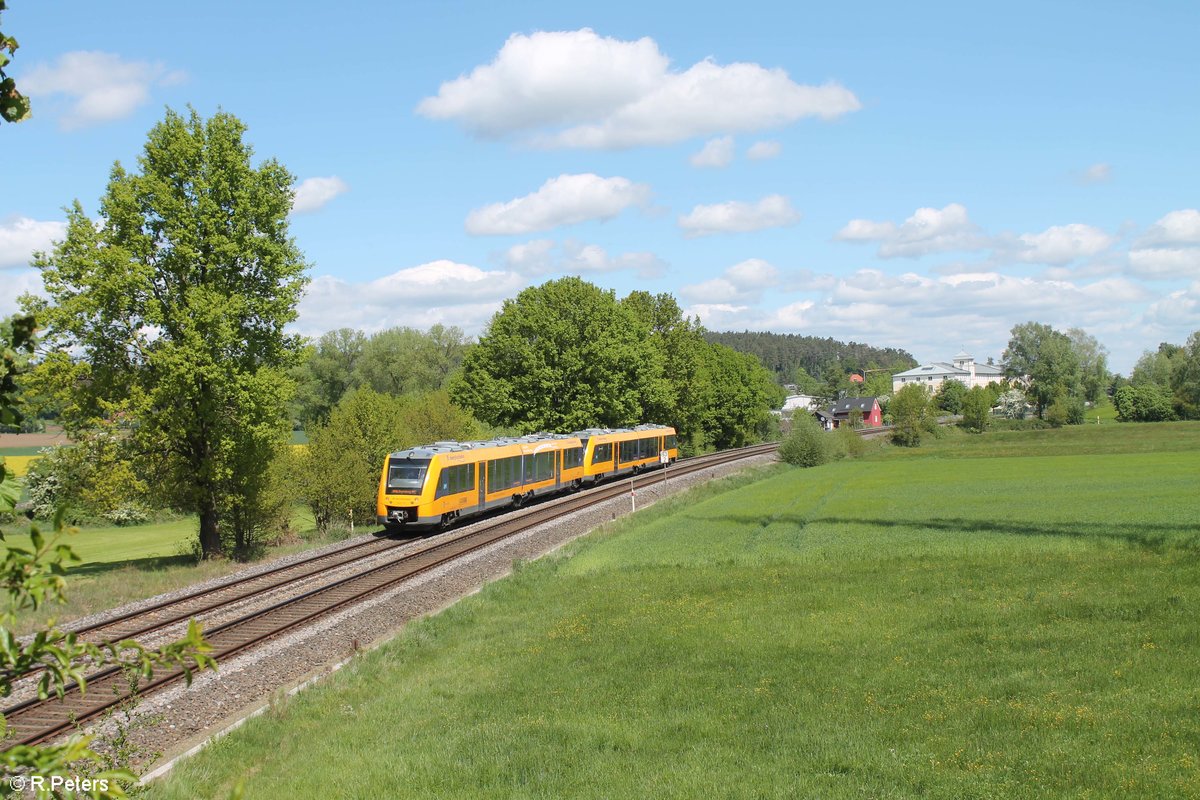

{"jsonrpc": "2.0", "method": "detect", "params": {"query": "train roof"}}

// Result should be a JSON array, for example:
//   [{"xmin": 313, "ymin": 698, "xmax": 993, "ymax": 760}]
[
  {"xmin": 568, "ymin": 423, "xmax": 674, "ymax": 439},
  {"xmin": 386, "ymin": 424, "xmax": 674, "ymax": 460},
  {"xmin": 387, "ymin": 432, "xmax": 582, "ymax": 460}
]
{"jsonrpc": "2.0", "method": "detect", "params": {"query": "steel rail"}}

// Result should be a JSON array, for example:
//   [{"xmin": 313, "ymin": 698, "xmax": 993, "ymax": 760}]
[{"xmin": 1, "ymin": 442, "xmax": 777, "ymax": 748}]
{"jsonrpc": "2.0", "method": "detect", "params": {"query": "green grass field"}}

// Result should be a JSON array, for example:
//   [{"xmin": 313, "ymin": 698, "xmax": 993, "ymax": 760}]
[
  {"xmin": 147, "ymin": 422, "xmax": 1200, "ymax": 799},
  {"xmin": 0, "ymin": 508, "xmax": 351, "ymax": 635}
]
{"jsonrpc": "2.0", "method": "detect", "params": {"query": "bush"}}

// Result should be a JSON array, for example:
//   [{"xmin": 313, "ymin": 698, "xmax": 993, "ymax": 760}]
[
  {"xmin": 1114, "ymin": 384, "xmax": 1176, "ymax": 422},
  {"xmin": 960, "ymin": 386, "xmax": 992, "ymax": 433},
  {"xmin": 778, "ymin": 414, "xmax": 829, "ymax": 467},
  {"xmin": 890, "ymin": 384, "xmax": 930, "ymax": 447},
  {"xmin": 24, "ymin": 428, "xmax": 152, "ymax": 524},
  {"xmin": 934, "ymin": 380, "xmax": 967, "ymax": 414},
  {"xmin": 833, "ymin": 425, "xmax": 866, "ymax": 459}
]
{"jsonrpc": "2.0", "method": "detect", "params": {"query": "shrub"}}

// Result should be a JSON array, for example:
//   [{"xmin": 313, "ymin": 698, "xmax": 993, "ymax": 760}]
[
  {"xmin": 778, "ymin": 413, "xmax": 829, "ymax": 467},
  {"xmin": 1114, "ymin": 384, "xmax": 1176, "ymax": 422},
  {"xmin": 833, "ymin": 425, "xmax": 866, "ymax": 459},
  {"xmin": 934, "ymin": 380, "xmax": 967, "ymax": 414},
  {"xmin": 890, "ymin": 384, "xmax": 930, "ymax": 447},
  {"xmin": 960, "ymin": 386, "xmax": 992, "ymax": 433}
]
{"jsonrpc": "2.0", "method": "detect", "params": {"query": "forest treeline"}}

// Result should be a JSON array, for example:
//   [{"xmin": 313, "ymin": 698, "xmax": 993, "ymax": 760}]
[{"xmin": 704, "ymin": 331, "xmax": 916, "ymax": 384}]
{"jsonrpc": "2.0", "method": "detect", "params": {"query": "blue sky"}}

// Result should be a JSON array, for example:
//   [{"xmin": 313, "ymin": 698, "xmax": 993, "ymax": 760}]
[{"xmin": 2, "ymin": 1, "xmax": 1197, "ymax": 373}]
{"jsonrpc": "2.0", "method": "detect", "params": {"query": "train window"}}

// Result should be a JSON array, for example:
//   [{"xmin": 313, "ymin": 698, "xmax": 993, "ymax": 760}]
[
  {"xmin": 530, "ymin": 451, "xmax": 554, "ymax": 482},
  {"xmin": 665, "ymin": 434, "xmax": 677, "ymax": 450},
  {"xmin": 388, "ymin": 458, "xmax": 429, "ymax": 491},
  {"xmin": 563, "ymin": 447, "xmax": 584, "ymax": 469},
  {"xmin": 435, "ymin": 464, "xmax": 475, "ymax": 498},
  {"xmin": 591, "ymin": 443, "xmax": 612, "ymax": 465},
  {"xmin": 487, "ymin": 456, "xmax": 523, "ymax": 493}
]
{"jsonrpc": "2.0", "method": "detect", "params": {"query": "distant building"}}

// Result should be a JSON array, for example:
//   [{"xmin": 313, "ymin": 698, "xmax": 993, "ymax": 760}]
[
  {"xmin": 848, "ymin": 373, "xmax": 864, "ymax": 384},
  {"xmin": 892, "ymin": 352, "xmax": 1004, "ymax": 393},
  {"xmin": 812, "ymin": 397, "xmax": 883, "ymax": 430},
  {"xmin": 781, "ymin": 394, "xmax": 821, "ymax": 413}
]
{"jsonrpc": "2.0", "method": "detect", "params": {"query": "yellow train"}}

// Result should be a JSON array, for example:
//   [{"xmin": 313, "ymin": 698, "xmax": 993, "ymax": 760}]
[{"xmin": 376, "ymin": 424, "xmax": 678, "ymax": 531}]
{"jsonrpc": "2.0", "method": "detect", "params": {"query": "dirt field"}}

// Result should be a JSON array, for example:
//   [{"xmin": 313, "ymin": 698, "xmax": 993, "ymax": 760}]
[{"xmin": 0, "ymin": 430, "xmax": 72, "ymax": 449}]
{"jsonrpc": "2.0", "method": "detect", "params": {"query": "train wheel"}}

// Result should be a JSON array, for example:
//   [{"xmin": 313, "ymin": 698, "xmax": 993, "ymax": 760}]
[
  {"xmin": 512, "ymin": 493, "xmax": 526, "ymax": 509},
  {"xmin": 438, "ymin": 514, "xmax": 452, "ymax": 531},
  {"xmin": 572, "ymin": 478, "xmax": 583, "ymax": 492}
]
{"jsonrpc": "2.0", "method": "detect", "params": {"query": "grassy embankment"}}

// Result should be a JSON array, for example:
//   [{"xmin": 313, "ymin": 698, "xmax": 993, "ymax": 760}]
[
  {"xmin": 149, "ymin": 422, "xmax": 1200, "ymax": 799},
  {"xmin": 0, "ymin": 507, "xmax": 362, "ymax": 635}
]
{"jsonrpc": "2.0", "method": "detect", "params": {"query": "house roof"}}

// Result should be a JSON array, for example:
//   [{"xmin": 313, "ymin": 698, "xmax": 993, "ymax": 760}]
[
  {"xmin": 831, "ymin": 397, "xmax": 879, "ymax": 415},
  {"xmin": 894, "ymin": 361, "xmax": 1005, "ymax": 379}
]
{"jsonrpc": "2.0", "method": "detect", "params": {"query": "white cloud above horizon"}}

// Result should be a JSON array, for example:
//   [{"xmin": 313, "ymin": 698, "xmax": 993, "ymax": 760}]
[
  {"xmin": 836, "ymin": 203, "xmax": 988, "ymax": 258},
  {"xmin": 0, "ymin": 216, "xmax": 67, "ymax": 268},
  {"xmin": 680, "ymin": 258, "xmax": 782, "ymax": 304},
  {"xmin": 466, "ymin": 173, "xmax": 651, "ymax": 235},
  {"xmin": 746, "ymin": 140, "xmax": 782, "ymax": 160},
  {"xmin": 292, "ymin": 177, "xmax": 350, "ymax": 214},
  {"xmin": 1075, "ymin": 162, "xmax": 1112, "ymax": 184},
  {"xmin": 678, "ymin": 195, "xmax": 801, "ymax": 237},
  {"xmin": 20, "ymin": 51, "xmax": 185, "ymax": 130},
  {"xmin": 689, "ymin": 136, "xmax": 734, "ymax": 168},
  {"xmin": 417, "ymin": 29, "xmax": 860, "ymax": 149},
  {"xmin": 502, "ymin": 239, "xmax": 666, "ymax": 279},
  {"xmin": 295, "ymin": 260, "xmax": 525, "ymax": 337},
  {"xmin": 1128, "ymin": 209, "xmax": 1200, "ymax": 279}
]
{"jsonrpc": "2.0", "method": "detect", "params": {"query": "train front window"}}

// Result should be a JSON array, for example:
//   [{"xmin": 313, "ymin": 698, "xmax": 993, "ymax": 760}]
[{"xmin": 388, "ymin": 459, "xmax": 429, "ymax": 490}]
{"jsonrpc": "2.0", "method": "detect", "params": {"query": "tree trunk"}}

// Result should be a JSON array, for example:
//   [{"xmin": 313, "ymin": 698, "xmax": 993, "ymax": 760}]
[{"xmin": 199, "ymin": 493, "xmax": 221, "ymax": 559}]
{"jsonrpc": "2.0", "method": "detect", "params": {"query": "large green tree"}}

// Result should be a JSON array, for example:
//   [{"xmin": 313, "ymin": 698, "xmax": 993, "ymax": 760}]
[
  {"xmin": 290, "ymin": 327, "xmax": 366, "ymax": 426},
  {"xmin": 1169, "ymin": 330, "xmax": 1200, "ymax": 419},
  {"xmin": 1003, "ymin": 322, "xmax": 1083, "ymax": 417},
  {"xmin": 1067, "ymin": 327, "xmax": 1110, "ymax": 404},
  {"xmin": 28, "ymin": 108, "xmax": 308, "ymax": 559},
  {"xmin": 619, "ymin": 290, "xmax": 710, "ymax": 446},
  {"xmin": 451, "ymin": 277, "xmax": 665, "ymax": 432},
  {"xmin": 354, "ymin": 324, "xmax": 469, "ymax": 397}
]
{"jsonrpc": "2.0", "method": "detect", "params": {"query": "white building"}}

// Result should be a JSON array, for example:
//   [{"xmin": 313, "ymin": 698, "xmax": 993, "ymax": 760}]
[
  {"xmin": 892, "ymin": 352, "xmax": 1005, "ymax": 393},
  {"xmin": 781, "ymin": 394, "xmax": 821, "ymax": 413}
]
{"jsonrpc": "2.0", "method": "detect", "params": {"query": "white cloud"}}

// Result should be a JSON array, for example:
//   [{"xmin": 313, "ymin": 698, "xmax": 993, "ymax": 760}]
[
  {"xmin": 1127, "ymin": 248, "xmax": 1200, "ymax": 279},
  {"xmin": 502, "ymin": 239, "xmax": 665, "ymax": 278},
  {"xmin": 836, "ymin": 203, "xmax": 986, "ymax": 258},
  {"xmin": 418, "ymin": 29, "xmax": 859, "ymax": 149},
  {"xmin": 291, "ymin": 177, "xmax": 349, "ymax": 214},
  {"xmin": 20, "ymin": 51, "xmax": 185, "ymax": 130},
  {"xmin": 678, "ymin": 195, "xmax": 801, "ymax": 237},
  {"xmin": 295, "ymin": 260, "xmax": 525, "ymax": 337},
  {"xmin": 1016, "ymin": 223, "xmax": 1115, "ymax": 265},
  {"xmin": 1128, "ymin": 209, "xmax": 1200, "ymax": 279},
  {"xmin": 502, "ymin": 239, "xmax": 558, "ymax": 274},
  {"xmin": 681, "ymin": 258, "xmax": 781, "ymax": 304},
  {"xmin": 690, "ymin": 136, "xmax": 734, "ymax": 168},
  {"xmin": 746, "ymin": 140, "xmax": 782, "ymax": 160},
  {"xmin": 466, "ymin": 173, "xmax": 651, "ymax": 235},
  {"xmin": 0, "ymin": 270, "xmax": 44, "ymax": 317},
  {"xmin": 1075, "ymin": 163, "xmax": 1112, "ymax": 184},
  {"xmin": 1143, "ymin": 282, "xmax": 1200, "ymax": 329},
  {"xmin": 1137, "ymin": 209, "xmax": 1200, "ymax": 247},
  {"xmin": 0, "ymin": 216, "xmax": 67, "ymax": 268}
]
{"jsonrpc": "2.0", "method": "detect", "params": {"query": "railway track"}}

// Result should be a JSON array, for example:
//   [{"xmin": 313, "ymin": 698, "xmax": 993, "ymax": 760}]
[{"xmin": 1, "ymin": 442, "xmax": 777, "ymax": 748}]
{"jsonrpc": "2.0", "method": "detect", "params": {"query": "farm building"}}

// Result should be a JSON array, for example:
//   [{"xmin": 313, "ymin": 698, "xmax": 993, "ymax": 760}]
[{"xmin": 813, "ymin": 397, "xmax": 883, "ymax": 430}]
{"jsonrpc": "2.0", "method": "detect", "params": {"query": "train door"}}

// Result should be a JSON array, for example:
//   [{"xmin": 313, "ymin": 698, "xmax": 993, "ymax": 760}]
[{"xmin": 478, "ymin": 462, "xmax": 487, "ymax": 507}]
